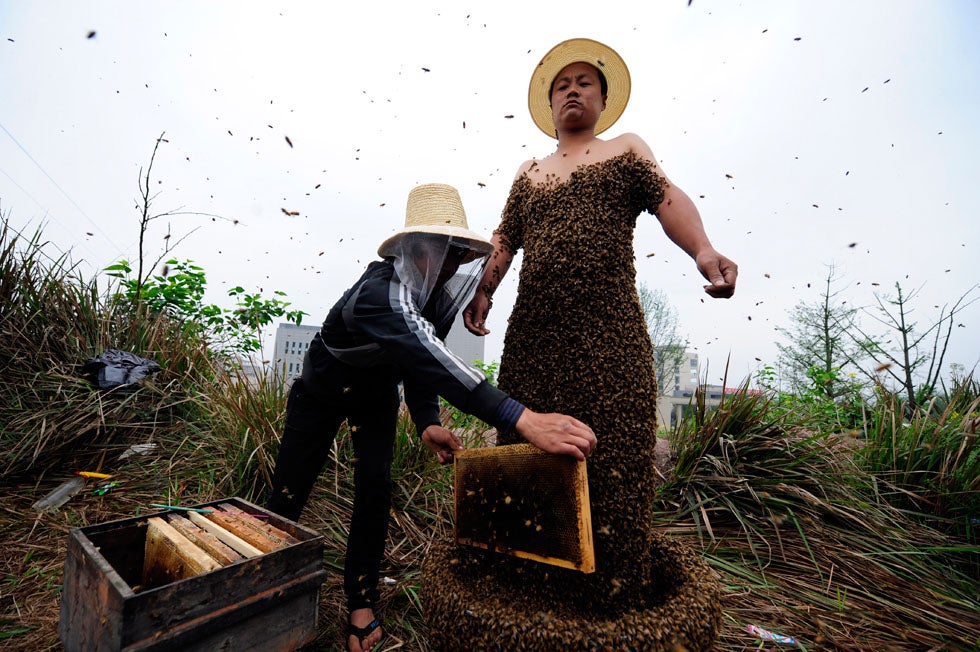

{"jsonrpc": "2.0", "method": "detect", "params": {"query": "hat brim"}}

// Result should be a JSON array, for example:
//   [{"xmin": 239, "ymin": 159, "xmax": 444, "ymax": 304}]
[
  {"xmin": 528, "ymin": 38, "xmax": 630, "ymax": 139},
  {"xmin": 378, "ymin": 225, "xmax": 494, "ymax": 259}
]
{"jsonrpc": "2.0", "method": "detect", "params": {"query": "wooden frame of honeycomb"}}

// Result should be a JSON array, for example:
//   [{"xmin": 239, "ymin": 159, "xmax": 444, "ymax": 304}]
[{"xmin": 454, "ymin": 443, "xmax": 595, "ymax": 573}]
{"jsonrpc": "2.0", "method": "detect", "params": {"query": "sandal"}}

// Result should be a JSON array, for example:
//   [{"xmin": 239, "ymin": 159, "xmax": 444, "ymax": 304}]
[{"xmin": 347, "ymin": 617, "xmax": 381, "ymax": 651}]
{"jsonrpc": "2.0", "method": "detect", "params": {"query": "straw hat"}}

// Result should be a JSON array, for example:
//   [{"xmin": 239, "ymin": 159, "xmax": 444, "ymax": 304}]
[
  {"xmin": 528, "ymin": 37, "xmax": 631, "ymax": 138},
  {"xmin": 378, "ymin": 183, "xmax": 494, "ymax": 257}
]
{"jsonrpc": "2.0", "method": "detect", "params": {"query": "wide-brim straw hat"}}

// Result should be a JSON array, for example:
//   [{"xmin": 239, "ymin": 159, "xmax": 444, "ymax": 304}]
[
  {"xmin": 528, "ymin": 37, "xmax": 631, "ymax": 138},
  {"xmin": 378, "ymin": 183, "xmax": 494, "ymax": 257}
]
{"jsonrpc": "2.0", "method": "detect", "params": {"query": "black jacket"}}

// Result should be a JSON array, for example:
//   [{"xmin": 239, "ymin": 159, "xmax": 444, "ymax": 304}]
[{"xmin": 308, "ymin": 260, "xmax": 522, "ymax": 434}]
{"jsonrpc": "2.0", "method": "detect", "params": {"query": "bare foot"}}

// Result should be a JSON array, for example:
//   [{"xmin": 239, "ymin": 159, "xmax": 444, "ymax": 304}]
[{"xmin": 348, "ymin": 607, "xmax": 382, "ymax": 652}]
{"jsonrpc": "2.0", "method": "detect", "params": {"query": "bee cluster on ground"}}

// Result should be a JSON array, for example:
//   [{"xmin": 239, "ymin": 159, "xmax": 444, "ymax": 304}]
[
  {"xmin": 422, "ymin": 155, "xmax": 722, "ymax": 650},
  {"xmin": 423, "ymin": 530, "xmax": 721, "ymax": 650}
]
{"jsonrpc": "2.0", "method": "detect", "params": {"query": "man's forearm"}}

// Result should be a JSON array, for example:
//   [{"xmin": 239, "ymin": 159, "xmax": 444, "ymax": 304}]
[{"xmin": 658, "ymin": 186, "xmax": 715, "ymax": 259}]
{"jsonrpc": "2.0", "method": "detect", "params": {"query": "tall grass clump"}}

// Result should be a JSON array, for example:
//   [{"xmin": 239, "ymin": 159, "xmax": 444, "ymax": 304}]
[
  {"xmin": 657, "ymin": 380, "xmax": 980, "ymax": 651},
  {"xmin": 858, "ymin": 381, "xmax": 980, "ymax": 543},
  {"xmin": 1, "ymin": 216, "xmax": 226, "ymax": 651},
  {"xmin": 0, "ymin": 220, "xmax": 215, "ymax": 481},
  {"xmin": 178, "ymin": 361, "xmax": 291, "ymax": 501}
]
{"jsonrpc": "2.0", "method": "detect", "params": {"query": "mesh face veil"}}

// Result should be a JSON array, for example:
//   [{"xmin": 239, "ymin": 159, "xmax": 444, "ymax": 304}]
[{"xmin": 389, "ymin": 232, "xmax": 490, "ymax": 330}]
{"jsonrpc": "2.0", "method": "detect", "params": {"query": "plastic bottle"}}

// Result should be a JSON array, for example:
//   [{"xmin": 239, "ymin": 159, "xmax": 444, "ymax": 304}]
[{"xmin": 32, "ymin": 476, "xmax": 86, "ymax": 512}]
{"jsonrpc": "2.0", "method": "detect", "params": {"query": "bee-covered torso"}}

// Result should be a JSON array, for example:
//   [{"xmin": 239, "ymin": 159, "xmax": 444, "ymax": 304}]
[{"xmin": 494, "ymin": 150, "xmax": 668, "ymax": 604}]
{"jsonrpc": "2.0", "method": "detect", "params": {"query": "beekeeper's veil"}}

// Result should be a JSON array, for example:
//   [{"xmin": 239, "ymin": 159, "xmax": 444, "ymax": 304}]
[{"xmin": 378, "ymin": 184, "xmax": 493, "ymax": 330}]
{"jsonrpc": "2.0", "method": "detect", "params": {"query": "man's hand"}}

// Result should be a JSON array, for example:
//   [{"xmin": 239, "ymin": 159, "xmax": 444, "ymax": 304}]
[
  {"xmin": 463, "ymin": 292, "xmax": 491, "ymax": 336},
  {"xmin": 696, "ymin": 249, "xmax": 738, "ymax": 298},
  {"xmin": 515, "ymin": 410, "xmax": 597, "ymax": 461},
  {"xmin": 421, "ymin": 424, "xmax": 464, "ymax": 464}
]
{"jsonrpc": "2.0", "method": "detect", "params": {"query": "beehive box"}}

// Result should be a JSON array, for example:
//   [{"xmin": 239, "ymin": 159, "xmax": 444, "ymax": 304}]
[
  {"xmin": 454, "ymin": 443, "xmax": 594, "ymax": 573},
  {"xmin": 58, "ymin": 497, "xmax": 326, "ymax": 651}
]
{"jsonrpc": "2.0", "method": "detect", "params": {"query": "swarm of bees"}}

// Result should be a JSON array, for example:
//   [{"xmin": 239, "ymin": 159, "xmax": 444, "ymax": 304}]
[
  {"xmin": 420, "ymin": 153, "xmax": 722, "ymax": 649},
  {"xmin": 422, "ymin": 530, "xmax": 722, "ymax": 650}
]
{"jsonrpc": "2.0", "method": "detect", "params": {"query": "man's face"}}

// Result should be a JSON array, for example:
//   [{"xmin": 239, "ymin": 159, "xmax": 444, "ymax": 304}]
[
  {"xmin": 413, "ymin": 238, "xmax": 469, "ymax": 287},
  {"xmin": 435, "ymin": 245, "xmax": 472, "ymax": 286},
  {"xmin": 549, "ymin": 62, "xmax": 607, "ymax": 130}
]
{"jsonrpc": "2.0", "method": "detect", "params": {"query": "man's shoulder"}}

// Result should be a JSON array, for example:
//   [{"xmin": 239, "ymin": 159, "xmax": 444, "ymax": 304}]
[
  {"xmin": 363, "ymin": 259, "xmax": 393, "ymax": 277},
  {"xmin": 610, "ymin": 132, "xmax": 656, "ymax": 160},
  {"xmin": 354, "ymin": 260, "xmax": 397, "ymax": 295}
]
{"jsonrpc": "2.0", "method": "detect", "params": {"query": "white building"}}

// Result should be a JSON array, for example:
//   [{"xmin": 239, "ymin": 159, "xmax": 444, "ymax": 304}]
[
  {"xmin": 669, "ymin": 349, "xmax": 701, "ymax": 397},
  {"xmin": 273, "ymin": 323, "xmax": 320, "ymax": 380},
  {"xmin": 655, "ymin": 349, "xmax": 726, "ymax": 430}
]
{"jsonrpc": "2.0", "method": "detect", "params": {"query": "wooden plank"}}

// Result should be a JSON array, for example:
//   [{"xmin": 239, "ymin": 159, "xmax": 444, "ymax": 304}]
[
  {"xmin": 218, "ymin": 503, "xmax": 300, "ymax": 548},
  {"xmin": 59, "ymin": 527, "xmax": 128, "ymax": 649},
  {"xmin": 187, "ymin": 511, "xmax": 263, "ymax": 558},
  {"xmin": 203, "ymin": 511, "xmax": 281, "ymax": 554},
  {"xmin": 166, "ymin": 514, "xmax": 243, "ymax": 566},
  {"xmin": 123, "ymin": 571, "xmax": 325, "ymax": 651},
  {"xmin": 454, "ymin": 443, "xmax": 595, "ymax": 573},
  {"xmin": 206, "ymin": 496, "xmax": 313, "ymax": 541},
  {"xmin": 142, "ymin": 517, "xmax": 221, "ymax": 590}
]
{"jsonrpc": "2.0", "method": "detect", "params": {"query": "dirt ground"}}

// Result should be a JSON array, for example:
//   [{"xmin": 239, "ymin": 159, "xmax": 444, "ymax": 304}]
[{"xmin": 653, "ymin": 436, "xmax": 675, "ymax": 485}]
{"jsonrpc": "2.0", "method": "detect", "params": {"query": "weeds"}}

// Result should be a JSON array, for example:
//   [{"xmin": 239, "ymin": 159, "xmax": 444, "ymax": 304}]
[
  {"xmin": 858, "ymin": 390, "xmax": 980, "ymax": 542},
  {"xmin": 660, "ymin": 378, "xmax": 980, "ymax": 650}
]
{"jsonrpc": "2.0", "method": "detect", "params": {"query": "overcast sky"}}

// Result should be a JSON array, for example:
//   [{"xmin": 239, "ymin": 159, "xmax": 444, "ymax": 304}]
[{"xmin": 2, "ymin": 0, "xmax": 978, "ymax": 387}]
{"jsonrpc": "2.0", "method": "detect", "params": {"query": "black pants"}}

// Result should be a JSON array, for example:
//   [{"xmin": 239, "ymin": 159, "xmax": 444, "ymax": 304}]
[{"xmin": 267, "ymin": 347, "xmax": 400, "ymax": 611}]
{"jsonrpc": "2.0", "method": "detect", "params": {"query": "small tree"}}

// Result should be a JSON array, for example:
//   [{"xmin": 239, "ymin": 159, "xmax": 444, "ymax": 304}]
[
  {"xmin": 776, "ymin": 264, "xmax": 864, "ymax": 398},
  {"xmin": 844, "ymin": 282, "xmax": 979, "ymax": 413},
  {"xmin": 130, "ymin": 132, "xmax": 230, "ymax": 298},
  {"xmin": 107, "ymin": 133, "xmax": 306, "ymax": 357},
  {"xmin": 637, "ymin": 283, "xmax": 688, "ymax": 393}
]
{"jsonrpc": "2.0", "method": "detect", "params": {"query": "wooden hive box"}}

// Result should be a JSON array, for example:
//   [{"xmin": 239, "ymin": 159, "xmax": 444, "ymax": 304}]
[
  {"xmin": 58, "ymin": 497, "xmax": 326, "ymax": 651},
  {"xmin": 454, "ymin": 443, "xmax": 595, "ymax": 573}
]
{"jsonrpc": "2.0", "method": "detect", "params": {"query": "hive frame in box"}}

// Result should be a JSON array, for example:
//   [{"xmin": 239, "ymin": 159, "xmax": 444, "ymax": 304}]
[
  {"xmin": 58, "ymin": 497, "xmax": 326, "ymax": 652},
  {"xmin": 454, "ymin": 443, "xmax": 595, "ymax": 573}
]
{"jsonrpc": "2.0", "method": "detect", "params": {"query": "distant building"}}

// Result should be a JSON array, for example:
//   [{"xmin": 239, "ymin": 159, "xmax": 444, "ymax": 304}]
[
  {"xmin": 235, "ymin": 355, "xmax": 265, "ymax": 386},
  {"xmin": 273, "ymin": 323, "xmax": 320, "ymax": 381},
  {"xmin": 656, "ymin": 350, "xmax": 719, "ymax": 430},
  {"xmin": 655, "ymin": 349, "xmax": 763, "ymax": 430},
  {"xmin": 670, "ymin": 349, "xmax": 701, "ymax": 396}
]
